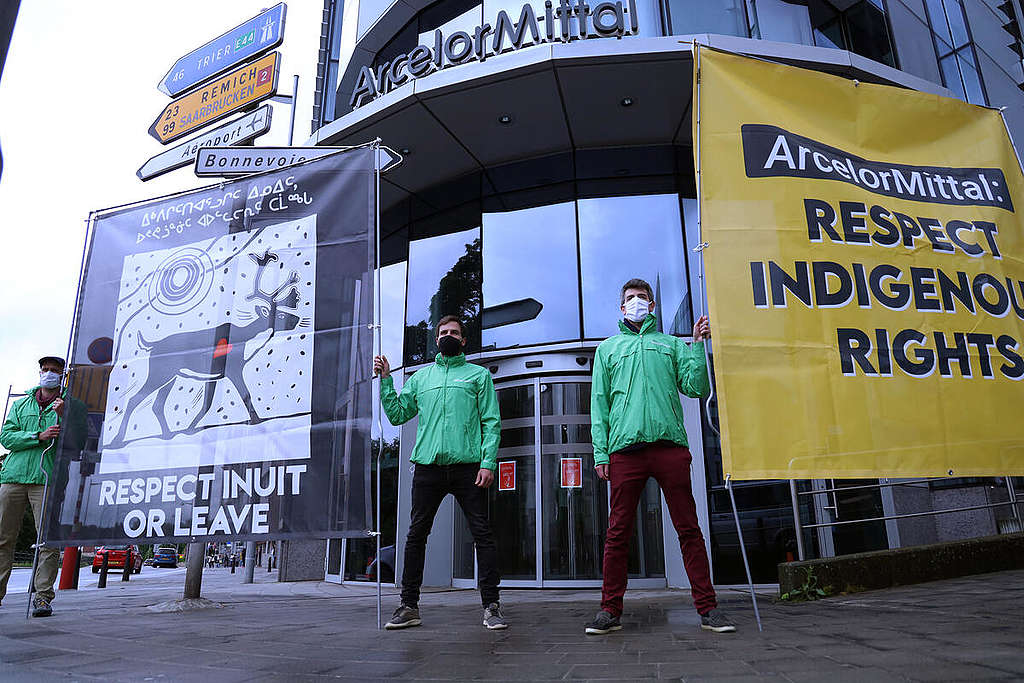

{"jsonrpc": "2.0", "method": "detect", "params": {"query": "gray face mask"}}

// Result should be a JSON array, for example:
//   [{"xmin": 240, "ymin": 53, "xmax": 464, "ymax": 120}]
[{"xmin": 39, "ymin": 371, "xmax": 61, "ymax": 389}]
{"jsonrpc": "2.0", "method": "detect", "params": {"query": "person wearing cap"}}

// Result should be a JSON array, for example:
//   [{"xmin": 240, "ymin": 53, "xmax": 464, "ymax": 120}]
[{"xmin": 0, "ymin": 356, "xmax": 86, "ymax": 617}]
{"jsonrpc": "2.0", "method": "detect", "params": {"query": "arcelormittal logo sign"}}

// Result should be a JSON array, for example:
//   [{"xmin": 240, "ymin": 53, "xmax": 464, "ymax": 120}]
[{"xmin": 350, "ymin": 0, "xmax": 639, "ymax": 108}]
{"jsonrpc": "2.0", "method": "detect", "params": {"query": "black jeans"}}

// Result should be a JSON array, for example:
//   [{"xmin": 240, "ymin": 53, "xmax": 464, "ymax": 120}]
[{"xmin": 401, "ymin": 463, "xmax": 500, "ymax": 608}]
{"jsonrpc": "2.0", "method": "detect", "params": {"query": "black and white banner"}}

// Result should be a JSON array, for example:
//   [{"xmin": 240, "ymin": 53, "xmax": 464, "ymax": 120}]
[{"xmin": 45, "ymin": 148, "xmax": 377, "ymax": 545}]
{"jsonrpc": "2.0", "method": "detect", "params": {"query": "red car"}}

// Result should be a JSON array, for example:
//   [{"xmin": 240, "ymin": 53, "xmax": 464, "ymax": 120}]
[{"xmin": 92, "ymin": 545, "xmax": 143, "ymax": 574}]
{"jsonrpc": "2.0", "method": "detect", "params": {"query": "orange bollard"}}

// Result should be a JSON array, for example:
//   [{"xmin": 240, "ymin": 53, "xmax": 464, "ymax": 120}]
[{"xmin": 58, "ymin": 547, "xmax": 80, "ymax": 590}]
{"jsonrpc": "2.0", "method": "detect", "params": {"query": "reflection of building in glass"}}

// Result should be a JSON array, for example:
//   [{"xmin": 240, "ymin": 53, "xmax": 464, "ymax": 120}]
[{"xmin": 314, "ymin": 0, "xmax": 1024, "ymax": 588}]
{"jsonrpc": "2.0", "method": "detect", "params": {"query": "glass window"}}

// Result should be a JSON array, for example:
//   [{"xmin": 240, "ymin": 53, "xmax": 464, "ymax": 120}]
[
  {"xmin": 928, "ymin": 0, "xmax": 986, "ymax": 105},
  {"xmin": 751, "ymin": 0, "xmax": 814, "ymax": 46},
  {"xmin": 844, "ymin": 2, "xmax": 895, "ymax": 67},
  {"xmin": 405, "ymin": 228, "xmax": 482, "ymax": 365},
  {"xmin": 957, "ymin": 48, "xmax": 985, "ymax": 106},
  {"xmin": 667, "ymin": 0, "xmax": 748, "ymax": 37},
  {"xmin": 943, "ymin": 0, "xmax": 970, "ymax": 48},
  {"xmin": 482, "ymin": 203, "xmax": 580, "ymax": 349},
  {"xmin": 682, "ymin": 198, "xmax": 707, "ymax": 323},
  {"xmin": 579, "ymin": 194, "xmax": 691, "ymax": 339},
  {"xmin": 925, "ymin": 0, "xmax": 953, "ymax": 51}
]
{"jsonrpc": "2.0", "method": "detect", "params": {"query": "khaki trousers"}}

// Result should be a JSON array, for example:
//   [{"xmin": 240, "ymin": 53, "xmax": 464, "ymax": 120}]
[{"xmin": 0, "ymin": 483, "xmax": 60, "ymax": 603}]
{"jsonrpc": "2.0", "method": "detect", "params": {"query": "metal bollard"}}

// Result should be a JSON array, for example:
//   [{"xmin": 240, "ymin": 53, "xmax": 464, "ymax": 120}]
[
  {"xmin": 230, "ymin": 555, "xmax": 236, "ymax": 574},
  {"xmin": 98, "ymin": 553, "xmax": 109, "ymax": 588},
  {"xmin": 121, "ymin": 549, "xmax": 131, "ymax": 582}
]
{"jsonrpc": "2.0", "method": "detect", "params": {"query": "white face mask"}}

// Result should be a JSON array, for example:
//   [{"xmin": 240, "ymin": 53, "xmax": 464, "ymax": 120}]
[
  {"xmin": 622, "ymin": 297, "xmax": 650, "ymax": 323},
  {"xmin": 39, "ymin": 371, "xmax": 61, "ymax": 389}
]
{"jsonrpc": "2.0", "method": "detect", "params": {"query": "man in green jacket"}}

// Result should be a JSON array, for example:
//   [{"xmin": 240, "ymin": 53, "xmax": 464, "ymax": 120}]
[
  {"xmin": 0, "ymin": 356, "xmax": 85, "ymax": 617},
  {"xmin": 373, "ymin": 315, "xmax": 506, "ymax": 630},
  {"xmin": 586, "ymin": 279, "xmax": 735, "ymax": 635}
]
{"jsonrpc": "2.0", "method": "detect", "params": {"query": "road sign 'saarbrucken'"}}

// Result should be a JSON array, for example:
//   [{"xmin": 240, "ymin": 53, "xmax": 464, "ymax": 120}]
[{"xmin": 149, "ymin": 52, "xmax": 280, "ymax": 145}]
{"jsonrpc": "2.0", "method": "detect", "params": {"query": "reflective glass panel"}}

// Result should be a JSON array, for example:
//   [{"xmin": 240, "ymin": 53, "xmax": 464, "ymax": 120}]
[
  {"xmin": 753, "ymin": 0, "xmax": 813, "ymax": 45},
  {"xmin": 580, "ymin": 194, "xmax": 690, "ymax": 339},
  {"xmin": 844, "ymin": 1, "xmax": 896, "ymax": 67},
  {"xmin": 482, "ymin": 202, "xmax": 580, "ymax": 349},
  {"xmin": 957, "ymin": 48, "xmax": 986, "ymax": 105},
  {"xmin": 667, "ymin": 0, "xmax": 747, "ymax": 37},
  {"xmin": 943, "ymin": 0, "xmax": 969, "ymax": 48},
  {"xmin": 925, "ymin": 0, "xmax": 953, "ymax": 51},
  {"xmin": 939, "ymin": 53, "xmax": 967, "ymax": 100},
  {"xmin": 418, "ymin": 3, "xmax": 484, "ymax": 47},
  {"xmin": 405, "ymin": 228, "xmax": 481, "ymax": 365},
  {"xmin": 488, "ymin": 383, "xmax": 537, "ymax": 581}
]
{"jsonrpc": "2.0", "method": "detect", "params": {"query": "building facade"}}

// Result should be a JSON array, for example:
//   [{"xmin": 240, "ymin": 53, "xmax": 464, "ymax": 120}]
[{"xmin": 306, "ymin": 0, "xmax": 1024, "ymax": 588}]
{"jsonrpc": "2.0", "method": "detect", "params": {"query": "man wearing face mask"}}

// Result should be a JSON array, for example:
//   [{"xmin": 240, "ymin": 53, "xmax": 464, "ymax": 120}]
[
  {"xmin": 585, "ymin": 279, "xmax": 736, "ymax": 635},
  {"xmin": 372, "ymin": 315, "xmax": 505, "ymax": 630},
  {"xmin": 0, "ymin": 356, "xmax": 85, "ymax": 617}
]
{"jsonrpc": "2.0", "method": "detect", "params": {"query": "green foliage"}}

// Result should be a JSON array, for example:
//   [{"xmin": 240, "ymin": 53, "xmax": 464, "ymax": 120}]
[{"xmin": 779, "ymin": 566, "xmax": 830, "ymax": 602}]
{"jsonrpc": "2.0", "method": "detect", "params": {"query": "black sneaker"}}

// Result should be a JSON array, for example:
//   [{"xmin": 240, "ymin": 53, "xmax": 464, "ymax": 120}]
[
  {"xmin": 31, "ymin": 597, "xmax": 52, "ymax": 618},
  {"xmin": 700, "ymin": 608, "xmax": 735, "ymax": 633},
  {"xmin": 483, "ymin": 602, "xmax": 508, "ymax": 630},
  {"xmin": 384, "ymin": 604, "xmax": 421, "ymax": 630},
  {"xmin": 584, "ymin": 610, "xmax": 622, "ymax": 635}
]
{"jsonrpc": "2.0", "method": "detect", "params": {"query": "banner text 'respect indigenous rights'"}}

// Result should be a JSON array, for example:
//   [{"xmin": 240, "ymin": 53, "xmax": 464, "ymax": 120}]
[{"xmin": 696, "ymin": 48, "xmax": 1024, "ymax": 479}]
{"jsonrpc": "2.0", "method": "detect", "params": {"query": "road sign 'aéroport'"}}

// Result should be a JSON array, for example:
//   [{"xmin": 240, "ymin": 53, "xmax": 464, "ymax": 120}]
[
  {"xmin": 149, "ymin": 52, "xmax": 280, "ymax": 145},
  {"xmin": 137, "ymin": 106, "xmax": 273, "ymax": 181},
  {"xmin": 158, "ymin": 3, "xmax": 287, "ymax": 97}
]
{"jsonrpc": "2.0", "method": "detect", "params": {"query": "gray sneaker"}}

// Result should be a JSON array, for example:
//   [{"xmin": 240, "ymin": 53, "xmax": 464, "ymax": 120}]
[
  {"xmin": 483, "ymin": 602, "xmax": 508, "ymax": 630},
  {"xmin": 584, "ymin": 610, "xmax": 622, "ymax": 634},
  {"xmin": 31, "ymin": 597, "xmax": 52, "ymax": 618},
  {"xmin": 384, "ymin": 604, "xmax": 421, "ymax": 630},
  {"xmin": 700, "ymin": 607, "xmax": 735, "ymax": 632}
]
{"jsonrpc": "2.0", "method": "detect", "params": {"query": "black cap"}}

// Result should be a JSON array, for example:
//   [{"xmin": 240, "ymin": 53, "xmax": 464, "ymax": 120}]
[{"xmin": 38, "ymin": 356, "xmax": 66, "ymax": 371}]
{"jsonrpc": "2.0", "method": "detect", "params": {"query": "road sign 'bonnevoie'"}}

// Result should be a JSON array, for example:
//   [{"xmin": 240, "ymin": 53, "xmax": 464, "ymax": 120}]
[
  {"xmin": 158, "ymin": 3, "xmax": 287, "ymax": 97},
  {"xmin": 149, "ymin": 52, "xmax": 280, "ymax": 145},
  {"xmin": 137, "ymin": 106, "xmax": 273, "ymax": 181},
  {"xmin": 195, "ymin": 147, "xmax": 350, "ymax": 177}
]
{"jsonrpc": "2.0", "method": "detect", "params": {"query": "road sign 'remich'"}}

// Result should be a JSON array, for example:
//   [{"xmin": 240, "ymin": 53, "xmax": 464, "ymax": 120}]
[
  {"xmin": 158, "ymin": 3, "xmax": 287, "ymax": 97},
  {"xmin": 149, "ymin": 52, "xmax": 280, "ymax": 145}
]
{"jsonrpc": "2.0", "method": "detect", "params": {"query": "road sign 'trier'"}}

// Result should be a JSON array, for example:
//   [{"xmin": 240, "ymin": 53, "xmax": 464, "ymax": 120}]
[
  {"xmin": 158, "ymin": 3, "xmax": 287, "ymax": 97},
  {"xmin": 149, "ymin": 52, "xmax": 280, "ymax": 145}
]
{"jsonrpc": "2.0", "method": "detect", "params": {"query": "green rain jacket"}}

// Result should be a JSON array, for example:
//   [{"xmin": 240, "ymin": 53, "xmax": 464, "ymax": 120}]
[
  {"xmin": 1, "ymin": 387, "xmax": 86, "ymax": 485},
  {"xmin": 380, "ymin": 353, "xmax": 501, "ymax": 471},
  {"xmin": 591, "ymin": 315, "xmax": 711, "ymax": 465}
]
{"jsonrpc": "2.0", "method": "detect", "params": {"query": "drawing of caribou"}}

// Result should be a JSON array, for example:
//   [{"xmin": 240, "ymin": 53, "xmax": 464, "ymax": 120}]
[{"xmin": 106, "ymin": 249, "xmax": 303, "ymax": 448}]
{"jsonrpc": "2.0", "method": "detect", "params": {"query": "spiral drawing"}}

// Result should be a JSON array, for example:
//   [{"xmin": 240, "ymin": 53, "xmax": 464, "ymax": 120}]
[{"xmin": 147, "ymin": 247, "xmax": 214, "ymax": 315}]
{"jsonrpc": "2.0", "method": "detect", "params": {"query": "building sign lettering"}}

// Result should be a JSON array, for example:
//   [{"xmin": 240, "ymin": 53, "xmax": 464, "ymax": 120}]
[{"xmin": 350, "ymin": 0, "xmax": 638, "ymax": 108}]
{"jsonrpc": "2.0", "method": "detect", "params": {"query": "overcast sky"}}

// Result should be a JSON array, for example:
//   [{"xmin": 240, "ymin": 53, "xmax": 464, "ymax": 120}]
[{"xmin": 0, "ymin": 1, "xmax": 323, "ymax": 407}]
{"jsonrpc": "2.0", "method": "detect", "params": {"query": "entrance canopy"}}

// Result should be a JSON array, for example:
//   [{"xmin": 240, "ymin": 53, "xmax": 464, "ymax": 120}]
[{"xmin": 311, "ymin": 34, "xmax": 951, "ymax": 214}]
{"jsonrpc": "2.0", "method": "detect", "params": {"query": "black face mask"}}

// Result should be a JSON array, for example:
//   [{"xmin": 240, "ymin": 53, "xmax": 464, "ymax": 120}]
[{"xmin": 437, "ymin": 335, "xmax": 462, "ymax": 357}]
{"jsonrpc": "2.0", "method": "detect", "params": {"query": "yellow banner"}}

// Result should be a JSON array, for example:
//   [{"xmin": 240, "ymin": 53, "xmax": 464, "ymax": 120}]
[{"xmin": 695, "ymin": 47, "xmax": 1024, "ymax": 479}]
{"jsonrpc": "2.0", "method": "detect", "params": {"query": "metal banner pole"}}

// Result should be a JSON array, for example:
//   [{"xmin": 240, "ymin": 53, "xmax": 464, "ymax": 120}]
[
  {"xmin": 374, "ymin": 141, "xmax": 384, "ymax": 630},
  {"xmin": 726, "ymin": 474, "xmax": 763, "ymax": 632}
]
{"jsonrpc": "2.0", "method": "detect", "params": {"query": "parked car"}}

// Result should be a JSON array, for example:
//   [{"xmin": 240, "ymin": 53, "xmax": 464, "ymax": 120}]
[
  {"xmin": 153, "ymin": 546, "xmax": 178, "ymax": 568},
  {"xmin": 92, "ymin": 545, "xmax": 143, "ymax": 573},
  {"xmin": 366, "ymin": 545, "xmax": 396, "ymax": 582}
]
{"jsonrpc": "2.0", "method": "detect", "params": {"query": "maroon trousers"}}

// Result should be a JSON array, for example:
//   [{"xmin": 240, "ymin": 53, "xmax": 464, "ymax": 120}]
[{"xmin": 600, "ymin": 442, "xmax": 717, "ymax": 616}]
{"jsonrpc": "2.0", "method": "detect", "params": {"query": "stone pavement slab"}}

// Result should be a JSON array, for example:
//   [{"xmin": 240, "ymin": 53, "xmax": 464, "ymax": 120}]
[{"xmin": 0, "ymin": 568, "xmax": 1021, "ymax": 681}]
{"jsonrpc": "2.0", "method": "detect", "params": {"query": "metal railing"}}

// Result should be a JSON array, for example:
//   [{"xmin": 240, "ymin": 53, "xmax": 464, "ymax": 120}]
[{"xmin": 789, "ymin": 476, "xmax": 1022, "ymax": 561}]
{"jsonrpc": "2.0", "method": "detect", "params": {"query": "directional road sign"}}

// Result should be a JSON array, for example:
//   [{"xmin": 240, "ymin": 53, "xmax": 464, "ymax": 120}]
[
  {"xmin": 149, "ymin": 52, "xmax": 280, "ymax": 145},
  {"xmin": 137, "ymin": 105, "xmax": 273, "ymax": 181},
  {"xmin": 195, "ymin": 146, "xmax": 350, "ymax": 177},
  {"xmin": 158, "ymin": 3, "xmax": 287, "ymax": 97}
]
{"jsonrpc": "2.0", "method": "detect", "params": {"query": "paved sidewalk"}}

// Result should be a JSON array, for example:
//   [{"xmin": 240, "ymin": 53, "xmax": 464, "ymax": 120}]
[{"xmin": 0, "ymin": 567, "xmax": 1021, "ymax": 681}]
